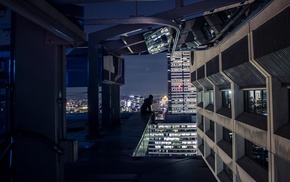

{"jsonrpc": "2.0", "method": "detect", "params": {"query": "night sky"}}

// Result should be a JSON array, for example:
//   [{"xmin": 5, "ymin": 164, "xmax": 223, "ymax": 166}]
[
  {"xmin": 67, "ymin": 0, "xmax": 201, "ymax": 98},
  {"xmin": 121, "ymin": 53, "xmax": 168, "ymax": 97},
  {"xmin": 83, "ymin": 1, "xmax": 176, "ymax": 97}
]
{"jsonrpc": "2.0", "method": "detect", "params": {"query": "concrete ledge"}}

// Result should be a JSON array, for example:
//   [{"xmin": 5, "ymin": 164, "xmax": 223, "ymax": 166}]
[{"xmin": 236, "ymin": 156, "xmax": 268, "ymax": 182}]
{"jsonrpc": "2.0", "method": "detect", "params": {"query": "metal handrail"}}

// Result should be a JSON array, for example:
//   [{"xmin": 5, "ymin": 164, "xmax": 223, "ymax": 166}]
[{"xmin": 0, "ymin": 129, "xmax": 65, "ymax": 181}]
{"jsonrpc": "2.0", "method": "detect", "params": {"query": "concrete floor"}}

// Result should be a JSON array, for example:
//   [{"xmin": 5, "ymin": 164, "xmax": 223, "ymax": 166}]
[{"xmin": 65, "ymin": 113, "xmax": 217, "ymax": 182}]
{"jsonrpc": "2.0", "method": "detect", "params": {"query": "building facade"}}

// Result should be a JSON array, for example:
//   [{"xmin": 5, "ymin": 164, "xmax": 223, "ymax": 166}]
[
  {"xmin": 192, "ymin": 0, "xmax": 290, "ymax": 181},
  {"xmin": 168, "ymin": 51, "xmax": 196, "ymax": 114}
]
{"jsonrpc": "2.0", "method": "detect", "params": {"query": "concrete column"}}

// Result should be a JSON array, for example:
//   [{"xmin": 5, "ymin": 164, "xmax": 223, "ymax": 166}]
[
  {"xmin": 269, "ymin": 77, "xmax": 288, "ymax": 132},
  {"xmin": 214, "ymin": 85, "xmax": 222, "ymax": 112},
  {"xmin": 13, "ymin": 14, "xmax": 67, "ymax": 182},
  {"xmin": 274, "ymin": 154, "xmax": 290, "ymax": 182},
  {"xmin": 88, "ymin": 35, "xmax": 101, "ymax": 137},
  {"xmin": 111, "ymin": 85, "xmax": 121, "ymax": 126},
  {"xmin": 204, "ymin": 116, "xmax": 210, "ymax": 132},
  {"xmin": 232, "ymin": 83, "xmax": 243, "ymax": 119},
  {"xmin": 216, "ymin": 154, "xmax": 224, "ymax": 176},
  {"xmin": 203, "ymin": 88, "xmax": 209, "ymax": 108},
  {"xmin": 216, "ymin": 122, "xmax": 222, "ymax": 143},
  {"xmin": 197, "ymin": 113, "xmax": 202, "ymax": 129},
  {"xmin": 268, "ymin": 77, "xmax": 288, "ymax": 182},
  {"xmin": 102, "ymin": 83, "xmax": 111, "ymax": 128},
  {"xmin": 233, "ymin": 133, "xmax": 245, "ymax": 182},
  {"xmin": 204, "ymin": 142, "xmax": 211, "ymax": 157}
]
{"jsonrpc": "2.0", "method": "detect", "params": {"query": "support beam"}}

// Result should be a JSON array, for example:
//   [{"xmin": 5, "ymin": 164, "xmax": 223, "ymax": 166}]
[{"xmin": 87, "ymin": 35, "xmax": 101, "ymax": 137}]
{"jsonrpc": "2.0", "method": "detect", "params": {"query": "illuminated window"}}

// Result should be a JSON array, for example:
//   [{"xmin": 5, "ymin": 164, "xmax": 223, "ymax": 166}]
[{"xmin": 244, "ymin": 90, "xmax": 267, "ymax": 116}]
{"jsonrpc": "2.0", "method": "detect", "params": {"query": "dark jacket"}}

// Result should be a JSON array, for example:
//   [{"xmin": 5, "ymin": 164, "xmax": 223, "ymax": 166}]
[{"xmin": 140, "ymin": 98, "xmax": 153, "ymax": 114}]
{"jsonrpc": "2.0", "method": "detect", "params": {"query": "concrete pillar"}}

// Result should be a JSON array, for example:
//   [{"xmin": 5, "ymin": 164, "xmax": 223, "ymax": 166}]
[
  {"xmin": 204, "ymin": 142, "xmax": 211, "ymax": 157},
  {"xmin": 214, "ymin": 85, "xmax": 222, "ymax": 112},
  {"xmin": 203, "ymin": 88, "xmax": 209, "ymax": 108},
  {"xmin": 88, "ymin": 35, "xmax": 101, "ymax": 137},
  {"xmin": 268, "ymin": 76, "xmax": 288, "ymax": 182},
  {"xmin": 216, "ymin": 122, "xmax": 223, "ymax": 143},
  {"xmin": 102, "ymin": 83, "xmax": 111, "ymax": 128},
  {"xmin": 274, "ymin": 154, "xmax": 290, "ymax": 182},
  {"xmin": 269, "ymin": 77, "xmax": 288, "ymax": 132},
  {"xmin": 101, "ymin": 84, "xmax": 120, "ymax": 127},
  {"xmin": 13, "ymin": 14, "xmax": 67, "ymax": 182},
  {"xmin": 233, "ymin": 134, "xmax": 245, "ymax": 182},
  {"xmin": 205, "ymin": 116, "xmax": 210, "ymax": 132},
  {"xmin": 216, "ymin": 154, "xmax": 224, "ymax": 175},
  {"xmin": 232, "ymin": 83, "xmax": 243, "ymax": 119},
  {"xmin": 197, "ymin": 113, "xmax": 203, "ymax": 130},
  {"xmin": 111, "ymin": 85, "xmax": 121, "ymax": 126}
]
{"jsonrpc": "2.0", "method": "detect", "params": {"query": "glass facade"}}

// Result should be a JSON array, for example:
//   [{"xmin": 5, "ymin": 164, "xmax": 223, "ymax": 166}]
[
  {"xmin": 143, "ymin": 27, "xmax": 172, "ymax": 55},
  {"xmin": 148, "ymin": 123, "xmax": 197, "ymax": 157},
  {"xmin": 168, "ymin": 51, "xmax": 196, "ymax": 114}
]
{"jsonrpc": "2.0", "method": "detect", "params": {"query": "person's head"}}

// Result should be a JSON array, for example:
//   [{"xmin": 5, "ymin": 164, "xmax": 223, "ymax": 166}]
[{"xmin": 149, "ymin": 95, "xmax": 153, "ymax": 100}]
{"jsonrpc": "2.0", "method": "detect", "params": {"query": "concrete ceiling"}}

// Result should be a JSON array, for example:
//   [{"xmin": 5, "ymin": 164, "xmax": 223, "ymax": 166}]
[{"xmin": 1, "ymin": 0, "xmax": 271, "ymax": 56}]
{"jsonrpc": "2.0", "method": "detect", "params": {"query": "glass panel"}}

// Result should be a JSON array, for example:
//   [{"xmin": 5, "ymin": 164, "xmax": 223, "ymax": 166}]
[
  {"xmin": 197, "ymin": 91, "xmax": 203, "ymax": 103},
  {"xmin": 222, "ymin": 91, "xmax": 231, "ymax": 108}
]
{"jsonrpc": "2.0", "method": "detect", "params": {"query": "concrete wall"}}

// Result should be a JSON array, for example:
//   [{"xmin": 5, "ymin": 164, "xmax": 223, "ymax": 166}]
[{"xmin": 195, "ymin": 0, "xmax": 290, "ymax": 181}]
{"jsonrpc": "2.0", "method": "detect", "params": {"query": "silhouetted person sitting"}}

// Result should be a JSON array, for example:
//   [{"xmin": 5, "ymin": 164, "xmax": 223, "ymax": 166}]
[{"xmin": 140, "ymin": 95, "xmax": 155, "ymax": 124}]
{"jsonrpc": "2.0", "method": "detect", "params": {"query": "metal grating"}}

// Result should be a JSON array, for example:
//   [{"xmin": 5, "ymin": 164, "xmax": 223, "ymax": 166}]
[
  {"xmin": 256, "ymin": 46, "xmax": 290, "ymax": 84},
  {"xmin": 222, "ymin": 36, "xmax": 249, "ymax": 70},
  {"xmin": 207, "ymin": 72, "xmax": 230, "ymax": 90},
  {"xmin": 206, "ymin": 56, "xmax": 219, "ymax": 76},
  {"xmin": 197, "ymin": 65, "xmax": 205, "ymax": 79},
  {"xmin": 192, "ymin": 81, "xmax": 203, "ymax": 91},
  {"xmin": 191, "ymin": 71, "xmax": 196, "ymax": 83},
  {"xmin": 198, "ymin": 78, "xmax": 213, "ymax": 90},
  {"xmin": 253, "ymin": 6, "xmax": 290, "ymax": 59},
  {"xmin": 223, "ymin": 62, "xmax": 265, "ymax": 88}
]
